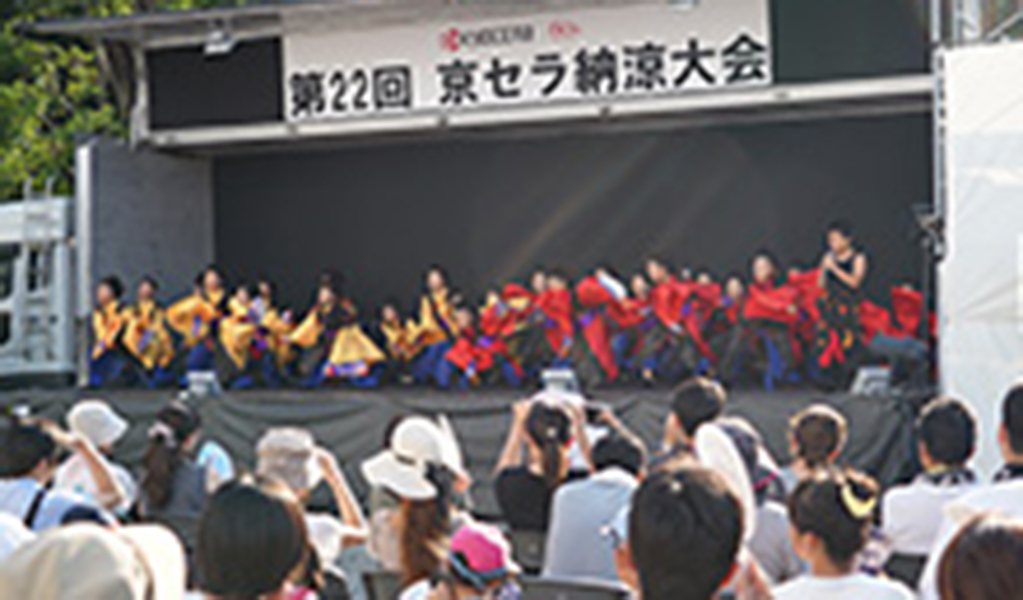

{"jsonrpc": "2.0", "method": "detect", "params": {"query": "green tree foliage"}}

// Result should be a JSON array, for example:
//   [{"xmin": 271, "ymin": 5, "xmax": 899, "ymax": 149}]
[{"xmin": 0, "ymin": 0, "xmax": 247, "ymax": 199}]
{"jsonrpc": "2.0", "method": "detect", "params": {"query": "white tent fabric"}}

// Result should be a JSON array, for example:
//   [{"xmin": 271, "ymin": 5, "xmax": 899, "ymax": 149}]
[{"xmin": 942, "ymin": 42, "xmax": 1023, "ymax": 474}]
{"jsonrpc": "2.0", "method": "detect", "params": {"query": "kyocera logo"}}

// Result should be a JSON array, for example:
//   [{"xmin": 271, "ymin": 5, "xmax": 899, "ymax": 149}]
[{"xmin": 439, "ymin": 23, "xmax": 536, "ymax": 52}]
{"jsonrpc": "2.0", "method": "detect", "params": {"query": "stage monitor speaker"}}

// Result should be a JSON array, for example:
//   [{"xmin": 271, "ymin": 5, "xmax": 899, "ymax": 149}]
[{"xmin": 851, "ymin": 365, "xmax": 892, "ymax": 397}]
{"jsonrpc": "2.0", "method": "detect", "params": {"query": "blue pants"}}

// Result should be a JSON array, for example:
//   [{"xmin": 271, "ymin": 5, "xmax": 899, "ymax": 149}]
[
  {"xmin": 89, "ymin": 351, "xmax": 130, "ymax": 388},
  {"xmin": 411, "ymin": 342, "xmax": 451, "ymax": 385}
]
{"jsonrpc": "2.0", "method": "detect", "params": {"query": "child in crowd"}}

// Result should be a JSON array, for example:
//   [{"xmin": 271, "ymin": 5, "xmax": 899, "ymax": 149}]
[{"xmin": 776, "ymin": 468, "xmax": 913, "ymax": 600}]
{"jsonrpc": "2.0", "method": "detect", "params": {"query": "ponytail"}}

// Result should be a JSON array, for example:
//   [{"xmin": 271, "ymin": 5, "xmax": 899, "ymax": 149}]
[
  {"xmin": 525, "ymin": 403, "xmax": 572, "ymax": 490},
  {"xmin": 142, "ymin": 402, "xmax": 200, "ymax": 510},
  {"xmin": 142, "ymin": 423, "xmax": 183, "ymax": 510}
]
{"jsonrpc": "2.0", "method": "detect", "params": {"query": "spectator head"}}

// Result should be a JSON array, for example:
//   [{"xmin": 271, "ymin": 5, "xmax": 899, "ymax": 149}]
[
  {"xmin": 999, "ymin": 385, "xmax": 1023, "ymax": 463},
  {"xmin": 67, "ymin": 400, "xmax": 129, "ymax": 454},
  {"xmin": 826, "ymin": 219, "xmax": 855, "ymax": 254},
  {"xmin": 523, "ymin": 402, "xmax": 573, "ymax": 490},
  {"xmin": 787, "ymin": 468, "xmax": 879, "ymax": 573},
  {"xmin": 96, "ymin": 275, "xmax": 124, "ymax": 306},
  {"xmin": 198, "ymin": 479, "xmax": 309, "ymax": 600},
  {"xmin": 256, "ymin": 427, "xmax": 322, "ymax": 498},
  {"xmin": 362, "ymin": 416, "xmax": 464, "ymax": 501},
  {"xmin": 447, "ymin": 522, "xmax": 520, "ymax": 596},
  {"xmin": 717, "ymin": 416, "xmax": 780, "ymax": 506},
  {"xmin": 788, "ymin": 404, "xmax": 847, "ymax": 470},
  {"xmin": 0, "ymin": 414, "xmax": 59, "ymax": 482},
  {"xmin": 917, "ymin": 397, "xmax": 977, "ymax": 470},
  {"xmin": 592, "ymin": 433, "xmax": 647, "ymax": 479},
  {"xmin": 670, "ymin": 377, "xmax": 727, "ymax": 444},
  {"xmin": 141, "ymin": 401, "xmax": 202, "ymax": 511},
  {"xmin": 938, "ymin": 513, "xmax": 1023, "ymax": 600},
  {"xmin": 0, "ymin": 523, "xmax": 185, "ymax": 600},
  {"xmin": 628, "ymin": 466, "xmax": 743, "ymax": 600}
]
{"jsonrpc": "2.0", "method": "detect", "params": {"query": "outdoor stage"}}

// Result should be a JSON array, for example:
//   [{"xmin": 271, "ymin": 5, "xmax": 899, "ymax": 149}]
[{"xmin": 0, "ymin": 387, "xmax": 920, "ymax": 517}]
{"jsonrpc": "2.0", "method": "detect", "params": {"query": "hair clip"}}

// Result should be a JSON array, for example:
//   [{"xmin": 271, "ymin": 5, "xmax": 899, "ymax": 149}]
[{"xmin": 839, "ymin": 481, "xmax": 876, "ymax": 519}]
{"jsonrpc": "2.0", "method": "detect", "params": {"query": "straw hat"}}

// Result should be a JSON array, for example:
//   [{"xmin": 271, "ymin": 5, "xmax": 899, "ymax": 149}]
[{"xmin": 362, "ymin": 416, "xmax": 458, "ymax": 500}]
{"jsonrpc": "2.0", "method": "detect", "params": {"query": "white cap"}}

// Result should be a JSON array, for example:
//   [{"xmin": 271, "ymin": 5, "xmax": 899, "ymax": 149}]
[
  {"xmin": 361, "ymin": 416, "xmax": 453, "ymax": 500},
  {"xmin": 67, "ymin": 400, "xmax": 129, "ymax": 449},
  {"xmin": 696, "ymin": 424, "xmax": 758, "ymax": 543}
]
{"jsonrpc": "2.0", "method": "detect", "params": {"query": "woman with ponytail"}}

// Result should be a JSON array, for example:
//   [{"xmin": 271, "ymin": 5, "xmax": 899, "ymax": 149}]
[
  {"xmin": 494, "ymin": 401, "xmax": 590, "ymax": 533},
  {"xmin": 774, "ymin": 468, "xmax": 912, "ymax": 599},
  {"xmin": 779, "ymin": 404, "xmax": 847, "ymax": 493},
  {"xmin": 138, "ymin": 401, "xmax": 209, "ymax": 564}
]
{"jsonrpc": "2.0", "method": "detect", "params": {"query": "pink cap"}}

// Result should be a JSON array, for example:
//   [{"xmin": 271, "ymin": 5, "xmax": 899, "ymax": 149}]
[{"xmin": 450, "ymin": 522, "xmax": 520, "ymax": 579}]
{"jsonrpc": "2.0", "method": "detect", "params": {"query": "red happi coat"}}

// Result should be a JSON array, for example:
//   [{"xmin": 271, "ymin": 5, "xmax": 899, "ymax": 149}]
[
  {"xmin": 574, "ymin": 276, "xmax": 621, "ymax": 382},
  {"xmin": 478, "ymin": 299, "xmax": 524, "ymax": 377},
  {"xmin": 859, "ymin": 300, "xmax": 898, "ymax": 345},
  {"xmin": 744, "ymin": 281, "xmax": 800, "ymax": 324},
  {"xmin": 890, "ymin": 286, "xmax": 927, "ymax": 339},
  {"xmin": 535, "ymin": 288, "xmax": 574, "ymax": 358},
  {"xmin": 444, "ymin": 326, "xmax": 496, "ymax": 375}
]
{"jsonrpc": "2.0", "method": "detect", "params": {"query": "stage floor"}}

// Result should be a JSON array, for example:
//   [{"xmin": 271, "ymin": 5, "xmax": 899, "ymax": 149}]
[{"xmin": 0, "ymin": 387, "xmax": 919, "ymax": 517}]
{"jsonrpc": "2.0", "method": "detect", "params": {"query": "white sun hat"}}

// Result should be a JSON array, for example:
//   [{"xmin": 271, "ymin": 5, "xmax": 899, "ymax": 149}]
[
  {"xmin": 696, "ymin": 423, "xmax": 758, "ymax": 543},
  {"xmin": 67, "ymin": 400, "xmax": 129, "ymax": 449},
  {"xmin": 361, "ymin": 416, "xmax": 451, "ymax": 500}
]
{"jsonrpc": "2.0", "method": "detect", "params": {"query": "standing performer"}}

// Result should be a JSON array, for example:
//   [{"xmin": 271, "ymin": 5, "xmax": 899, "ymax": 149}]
[
  {"xmin": 89, "ymin": 275, "xmax": 131, "ymax": 388},
  {"xmin": 122, "ymin": 276, "xmax": 175, "ymax": 388},
  {"xmin": 535, "ymin": 269, "xmax": 575, "ymax": 371},
  {"xmin": 167, "ymin": 266, "xmax": 229, "ymax": 379},
  {"xmin": 814, "ymin": 221, "xmax": 869, "ymax": 388},
  {"xmin": 410, "ymin": 266, "xmax": 460, "ymax": 385}
]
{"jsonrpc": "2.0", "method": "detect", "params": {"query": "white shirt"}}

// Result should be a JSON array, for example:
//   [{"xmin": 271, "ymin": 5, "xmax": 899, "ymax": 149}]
[
  {"xmin": 52, "ymin": 453, "xmax": 137, "ymax": 516},
  {"xmin": 882, "ymin": 476, "xmax": 976, "ymax": 555},
  {"xmin": 773, "ymin": 573, "xmax": 914, "ymax": 600},
  {"xmin": 306, "ymin": 512, "xmax": 362, "ymax": 567},
  {"xmin": 398, "ymin": 579, "xmax": 431, "ymax": 600},
  {"xmin": 0, "ymin": 513, "xmax": 34, "ymax": 560},
  {"xmin": 543, "ymin": 467, "xmax": 638, "ymax": 582},
  {"xmin": 919, "ymin": 479, "xmax": 1023, "ymax": 600},
  {"xmin": 0, "ymin": 478, "xmax": 100, "ymax": 531}
]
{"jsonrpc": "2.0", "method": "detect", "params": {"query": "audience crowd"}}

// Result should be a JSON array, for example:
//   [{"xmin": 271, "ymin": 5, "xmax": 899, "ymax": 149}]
[{"xmin": 1, "ymin": 376, "xmax": 1022, "ymax": 599}]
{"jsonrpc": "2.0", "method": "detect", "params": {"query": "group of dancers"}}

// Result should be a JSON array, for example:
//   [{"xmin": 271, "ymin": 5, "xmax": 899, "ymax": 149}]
[{"xmin": 88, "ymin": 221, "xmax": 931, "ymax": 391}]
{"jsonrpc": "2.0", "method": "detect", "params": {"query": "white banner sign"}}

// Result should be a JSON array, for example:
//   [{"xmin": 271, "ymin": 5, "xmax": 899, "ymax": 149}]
[{"xmin": 283, "ymin": 1, "xmax": 772, "ymax": 126}]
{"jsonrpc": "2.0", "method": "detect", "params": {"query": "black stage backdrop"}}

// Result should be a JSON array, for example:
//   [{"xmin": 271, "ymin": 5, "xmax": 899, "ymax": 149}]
[
  {"xmin": 214, "ymin": 113, "xmax": 931, "ymax": 313},
  {"xmin": 1, "ymin": 389, "xmax": 918, "ymax": 518}
]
